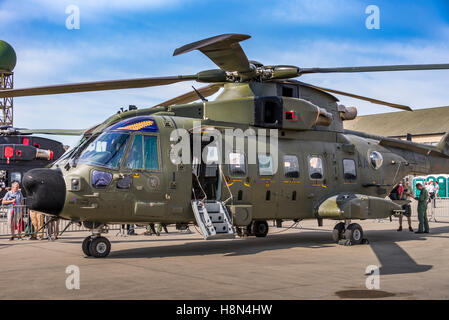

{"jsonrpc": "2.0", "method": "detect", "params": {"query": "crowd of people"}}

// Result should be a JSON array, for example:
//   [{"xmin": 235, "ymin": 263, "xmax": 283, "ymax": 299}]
[{"xmin": 2, "ymin": 181, "xmax": 59, "ymax": 241}]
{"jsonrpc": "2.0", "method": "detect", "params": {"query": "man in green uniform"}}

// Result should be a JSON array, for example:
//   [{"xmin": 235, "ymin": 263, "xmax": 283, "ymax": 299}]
[{"xmin": 415, "ymin": 183, "xmax": 430, "ymax": 234}]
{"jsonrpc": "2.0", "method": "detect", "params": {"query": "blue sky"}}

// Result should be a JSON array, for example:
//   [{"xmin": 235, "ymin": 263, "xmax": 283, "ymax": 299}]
[{"xmin": 0, "ymin": 0, "xmax": 448, "ymax": 146}]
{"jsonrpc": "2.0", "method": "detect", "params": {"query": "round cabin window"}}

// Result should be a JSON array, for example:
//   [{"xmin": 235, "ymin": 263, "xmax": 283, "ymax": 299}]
[{"xmin": 369, "ymin": 151, "xmax": 383, "ymax": 169}]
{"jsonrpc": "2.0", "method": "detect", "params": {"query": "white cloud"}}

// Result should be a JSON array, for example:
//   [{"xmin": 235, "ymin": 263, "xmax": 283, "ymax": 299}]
[
  {"xmin": 263, "ymin": 0, "xmax": 361, "ymax": 24},
  {"xmin": 0, "ymin": 0, "xmax": 186, "ymax": 24}
]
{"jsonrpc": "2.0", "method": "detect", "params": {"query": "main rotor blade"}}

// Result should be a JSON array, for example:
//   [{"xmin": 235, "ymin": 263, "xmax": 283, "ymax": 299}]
[
  {"xmin": 173, "ymin": 34, "xmax": 252, "ymax": 73},
  {"xmin": 0, "ymin": 75, "xmax": 197, "ymax": 98},
  {"xmin": 298, "ymin": 63, "xmax": 449, "ymax": 75},
  {"xmin": 291, "ymin": 80, "xmax": 413, "ymax": 111},
  {"xmin": 19, "ymin": 129, "xmax": 85, "ymax": 136},
  {"xmin": 152, "ymin": 83, "xmax": 223, "ymax": 108}
]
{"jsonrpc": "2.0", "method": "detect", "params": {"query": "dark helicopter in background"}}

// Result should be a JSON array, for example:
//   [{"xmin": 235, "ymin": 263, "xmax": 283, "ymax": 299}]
[{"xmin": 0, "ymin": 126, "xmax": 77, "ymax": 197}]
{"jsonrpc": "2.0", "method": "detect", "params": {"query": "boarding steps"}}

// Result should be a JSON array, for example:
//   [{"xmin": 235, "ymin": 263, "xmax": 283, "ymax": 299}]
[{"xmin": 191, "ymin": 200, "xmax": 236, "ymax": 240}]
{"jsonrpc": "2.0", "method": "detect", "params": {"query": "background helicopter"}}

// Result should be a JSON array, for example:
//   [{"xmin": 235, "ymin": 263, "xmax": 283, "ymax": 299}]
[
  {"xmin": 0, "ymin": 126, "xmax": 72, "ymax": 197},
  {"xmin": 1, "ymin": 33, "xmax": 449, "ymax": 258}
]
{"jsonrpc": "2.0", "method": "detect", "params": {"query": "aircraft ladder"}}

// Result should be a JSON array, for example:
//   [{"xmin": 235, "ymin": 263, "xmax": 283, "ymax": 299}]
[{"xmin": 191, "ymin": 200, "xmax": 236, "ymax": 240}]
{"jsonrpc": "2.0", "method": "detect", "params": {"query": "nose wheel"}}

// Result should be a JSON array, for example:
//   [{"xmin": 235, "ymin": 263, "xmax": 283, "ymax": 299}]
[
  {"xmin": 82, "ymin": 236, "xmax": 92, "ymax": 256},
  {"xmin": 82, "ymin": 235, "xmax": 111, "ymax": 258}
]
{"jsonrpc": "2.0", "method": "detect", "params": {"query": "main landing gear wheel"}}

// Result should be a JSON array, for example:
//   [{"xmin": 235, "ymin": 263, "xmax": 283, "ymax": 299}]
[
  {"xmin": 344, "ymin": 223, "xmax": 364, "ymax": 245},
  {"xmin": 253, "ymin": 221, "xmax": 269, "ymax": 238},
  {"xmin": 332, "ymin": 222, "xmax": 346, "ymax": 242},
  {"xmin": 82, "ymin": 236, "xmax": 92, "ymax": 256},
  {"xmin": 89, "ymin": 236, "xmax": 111, "ymax": 258}
]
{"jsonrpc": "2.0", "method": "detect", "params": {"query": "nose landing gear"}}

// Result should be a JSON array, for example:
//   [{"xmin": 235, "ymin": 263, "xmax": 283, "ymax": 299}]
[
  {"xmin": 82, "ymin": 235, "xmax": 111, "ymax": 258},
  {"xmin": 82, "ymin": 225, "xmax": 111, "ymax": 258}
]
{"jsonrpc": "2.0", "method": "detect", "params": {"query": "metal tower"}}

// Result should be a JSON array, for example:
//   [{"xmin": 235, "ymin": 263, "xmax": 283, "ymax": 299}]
[{"xmin": 0, "ymin": 70, "xmax": 13, "ymax": 126}]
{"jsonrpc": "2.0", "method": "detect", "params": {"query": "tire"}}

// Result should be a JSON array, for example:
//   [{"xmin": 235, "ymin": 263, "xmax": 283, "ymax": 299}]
[
  {"xmin": 89, "ymin": 236, "xmax": 111, "ymax": 258},
  {"xmin": 344, "ymin": 223, "xmax": 363, "ymax": 245},
  {"xmin": 253, "ymin": 221, "xmax": 269, "ymax": 238},
  {"xmin": 82, "ymin": 236, "xmax": 92, "ymax": 256},
  {"xmin": 332, "ymin": 222, "xmax": 345, "ymax": 242}
]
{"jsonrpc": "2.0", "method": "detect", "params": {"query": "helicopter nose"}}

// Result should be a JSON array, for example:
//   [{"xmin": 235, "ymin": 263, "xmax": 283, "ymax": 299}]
[{"xmin": 23, "ymin": 168, "xmax": 66, "ymax": 216}]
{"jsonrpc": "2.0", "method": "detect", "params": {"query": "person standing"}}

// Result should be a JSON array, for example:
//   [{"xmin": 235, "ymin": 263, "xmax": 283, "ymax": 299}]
[
  {"xmin": 144, "ymin": 223, "xmax": 157, "ymax": 236},
  {"xmin": 435, "ymin": 181, "xmax": 440, "ymax": 199},
  {"xmin": 2, "ymin": 182, "xmax": 24, "ymax": 241},
  {"xmin": 398, "ymin": 182, "xmax": 413, "ymax": 232},
  {"xmin": 29, "ymin": 210, "xmax": 45, "ymax": 240},
  {"xmin": 415, "ymin": 183, "xmax": 430, "ymax": 234},
  {"xmin": 426, "ymin": 181, "xmax": 435, "ymax": 203},
  {"xmin": 47, "ymin": 217, "xmax": 60, "ymax": 240}
]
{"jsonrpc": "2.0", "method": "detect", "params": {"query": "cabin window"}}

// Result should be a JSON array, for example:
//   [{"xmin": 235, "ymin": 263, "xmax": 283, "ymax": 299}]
[
  {"xmin": 308, "ymin": 156, "xmax": 324, "ymax": 180},
  {"xmin": 258, "ymin": 154, "xmax": 274, "ymax": 176},
  {"xmin": 205, "ymin": 146, "xmax": 219, "ymax": 164},
  {"xmin": 284, "ymin": 155, "xmax": 299, "ymax": 178},
  {"xmin": 369, "ymin": 151, "xmax": 383, "ymax": 169},
  {"xmin": 229, "ymin": 152, "xmax": 246, "ymax": 176},
  {"xmin": 343, "ymin": 159, "xmax": 357, "ymax": 181}
]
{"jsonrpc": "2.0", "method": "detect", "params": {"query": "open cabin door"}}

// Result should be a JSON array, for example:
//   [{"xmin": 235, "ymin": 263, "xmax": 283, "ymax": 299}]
[
  {"xmin": 191, "ymin": 134, "xmax": 222, "ymax": 201},
  {"xmin": 190, "ymin": 131, "xmax": 236, "ymax": 239}
]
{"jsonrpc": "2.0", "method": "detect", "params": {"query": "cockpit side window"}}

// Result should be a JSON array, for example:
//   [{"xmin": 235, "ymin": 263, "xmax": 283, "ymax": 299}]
[
  {"xmin": 125, "ymin": 135, "xmax": 144, "ymax": 169},
  {"xmin": 125, "ymin": 135, "xmax": 160, "ymax": 171},
  {"xmin": 144, "ymin": 136, "xmax": 159, "ymax": 170}
]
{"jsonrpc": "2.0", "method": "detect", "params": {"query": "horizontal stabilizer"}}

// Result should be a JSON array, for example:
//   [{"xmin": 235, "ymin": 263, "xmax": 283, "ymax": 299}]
[
  {"xmin": 380, "ymin": 135, "xmax": 449, "ymax": 159},
  {"xmin": 379, "ymin": 137, "xmax": 437, "ymax": 155}
]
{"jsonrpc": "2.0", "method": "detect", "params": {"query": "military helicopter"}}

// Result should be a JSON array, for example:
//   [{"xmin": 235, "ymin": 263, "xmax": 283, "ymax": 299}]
[
  {"xmin": 0, "ymin": 126, "xmax": 74, "ymax": 197},
  {"xmin": 1, "ymin": 33, "xmax": 449, "ymax": 258}
]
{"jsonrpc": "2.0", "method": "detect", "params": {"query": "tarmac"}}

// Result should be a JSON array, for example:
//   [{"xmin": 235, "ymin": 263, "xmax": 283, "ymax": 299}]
[{"xmin": 1, "ymin": 218, "xmax": 449, "ymax": 300}]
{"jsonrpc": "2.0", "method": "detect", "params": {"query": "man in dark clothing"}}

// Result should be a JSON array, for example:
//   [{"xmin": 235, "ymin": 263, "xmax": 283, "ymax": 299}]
[{"xmin": 415, "ymin": 183, "xmax": 429, "ymax": 234}]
